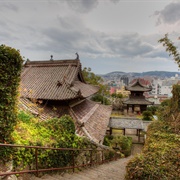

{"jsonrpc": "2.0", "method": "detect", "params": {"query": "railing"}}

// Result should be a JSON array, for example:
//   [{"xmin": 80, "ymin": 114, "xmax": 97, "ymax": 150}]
[{"xmin": 0, "ymin": 143, "xmax": 119, "ymax": 177}]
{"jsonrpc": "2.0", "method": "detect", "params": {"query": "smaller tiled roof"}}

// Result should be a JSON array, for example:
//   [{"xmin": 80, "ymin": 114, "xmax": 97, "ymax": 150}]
[
  {"xmin": 18, "ymin": 98, "xmax": 112, "ymax": 144},
  {"xmin": 20, "ymin": 59, "xmax": 99, "ymax": 100},
  {"xmin": 126, "ymin": 79, "xmax": 152, "ymax": 92},
  {"xmin": 18, "ymin": 98, "xmax": 58, "ymax": 120},
  {"xmin": 70, "ymin": 99, "xmax": 112, "ymax": 143},
  {"xmin": 109, "ymin": 118, "xmax": 144, "ymax": 130}
]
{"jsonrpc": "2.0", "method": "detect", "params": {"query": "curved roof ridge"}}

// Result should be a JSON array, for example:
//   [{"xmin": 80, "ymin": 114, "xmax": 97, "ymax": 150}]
[
  {"xmin": 24, "ymin": 59, "xmax": 80, "ymax": 66},
  {"xmin": 126, "ymin": 78, "xmax": 152, "ymax": 92}
]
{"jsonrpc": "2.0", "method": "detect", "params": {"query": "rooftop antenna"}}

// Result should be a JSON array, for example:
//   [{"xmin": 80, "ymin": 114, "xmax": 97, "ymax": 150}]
[{"xmin": 50, "ymin": 55, "xmax": 53, "ymax": 61}]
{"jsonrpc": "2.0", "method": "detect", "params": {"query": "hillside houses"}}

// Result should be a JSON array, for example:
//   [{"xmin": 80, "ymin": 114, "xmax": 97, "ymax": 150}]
[{"xmin": 19, "ymin": 59, "xmax": 112, "ymax": 145}]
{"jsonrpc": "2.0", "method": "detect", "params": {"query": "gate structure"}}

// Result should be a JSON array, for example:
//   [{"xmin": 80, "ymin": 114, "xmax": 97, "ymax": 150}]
[{"xmin": 109, "ymin": 117, "xmax": 145, "ymax": 143}]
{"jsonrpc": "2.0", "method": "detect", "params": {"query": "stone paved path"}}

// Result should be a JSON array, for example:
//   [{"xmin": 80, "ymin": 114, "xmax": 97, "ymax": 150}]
[{"xmin": 27, "ymin": 144, "xmax": 143, "ymax": 180}]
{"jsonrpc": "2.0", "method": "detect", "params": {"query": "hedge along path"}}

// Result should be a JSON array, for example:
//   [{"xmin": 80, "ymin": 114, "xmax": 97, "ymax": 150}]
[
  {"xmin": 29, "ymin": 144, "xmax": 143, "ymax": 180},
  {"xmin": 0, "ymin": 44, "xmax": 23, "ymax": 161}
]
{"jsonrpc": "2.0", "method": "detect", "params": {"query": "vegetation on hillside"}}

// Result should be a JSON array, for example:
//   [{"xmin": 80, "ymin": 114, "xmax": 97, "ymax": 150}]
[
  {"xmin": 0, "ymin": 44, "xmax": 23, "ymax": 161},
  {"xmin": 126, "ymin": 35, "xmax": 180, "ymax": 179},
  {"xmin": 126, "ymin": 119, "xmax": 180, "ymax": 179}
]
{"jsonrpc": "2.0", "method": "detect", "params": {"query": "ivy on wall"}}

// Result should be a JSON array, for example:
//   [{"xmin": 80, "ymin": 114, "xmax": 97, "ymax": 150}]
[{"xmin": 0, "ymin": 44, "xmax": 23, "ymax": 160}]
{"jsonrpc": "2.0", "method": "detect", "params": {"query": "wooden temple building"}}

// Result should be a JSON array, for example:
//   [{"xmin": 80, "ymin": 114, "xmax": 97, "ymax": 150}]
[
  {"xmin": 19, "ymin": 59, "xmax": 112, "ymax": 145},
  {"xmin": 123, "ymin": 79, "xmax": 153, "ymax": 114}
]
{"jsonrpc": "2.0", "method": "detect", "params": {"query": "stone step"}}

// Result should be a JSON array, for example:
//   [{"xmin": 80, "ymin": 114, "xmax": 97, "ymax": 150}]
[{"xmin": 28, "ymin": 144, "xmax": 143, "ymax": 180}]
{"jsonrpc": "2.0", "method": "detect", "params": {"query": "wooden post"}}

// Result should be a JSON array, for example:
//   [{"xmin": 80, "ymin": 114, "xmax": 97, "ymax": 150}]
[
  {"xmin": 110, "ymin": 127, "xmax": 112, "ymax": 135},
  {"xmin": 90, "ymin": 150, "xmax": 93, "ymax": 167},
  {"xmin": 123, "ymin": 128, "xmax": 126, "ymax": 135},
  {"xmin": 136, "ymin": 129, "xmax": 139, "ymax": 136},
  {"xmin": 35, "ymin": 148, "xmax": 39, "ymax": 177},
  {"xmin": 72, "ymin": 151, "xmax": 75, "ymax": 172},
  {"xmin": 138, "ymin": 129, "xmax": 141, "ymax": 142},
  {"xmin": 132, "ymin": 105, "xmax": 134, "ymax": 113}
]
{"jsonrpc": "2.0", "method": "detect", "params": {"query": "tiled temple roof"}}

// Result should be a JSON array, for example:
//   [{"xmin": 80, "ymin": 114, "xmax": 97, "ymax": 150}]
[
  {"xmin": 18, "ymin": 98, "xmax": 112, "ymax": 144},
  {"xmin": 20, "ymin": 60, "xmax": 99, "ymax": 100},
  {"xmin": 125, "ymin": 78, "xmax": 152, "ymax": 92},
  {"xmin": 123, "ymin": 98, "xmax": 153, "ymax": 105},
  {"xmin": 109, "ymin": 118, "xmax": 144, "ymax": 130},
  {"xmin": 70, "ymin": 99, "xmax": 112, "ymax": 143}
]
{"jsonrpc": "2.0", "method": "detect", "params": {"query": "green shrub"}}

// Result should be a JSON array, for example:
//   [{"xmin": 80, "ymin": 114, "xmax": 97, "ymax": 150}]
[
  {"xmin": 91, "ymin": 94, "xmax": 111, "ymax": 105},
  {"xmin": 12, "ymin": 112, "xmax": 89, "ymax": 169},
  {"xmin": 17, "ymin": 111, "xmax": 35, "ymax": 124},
  {"xmin": 103, "ymin": 135, "xmax": 114, "ymax": 146},
  {"xmin": 0, "ymin": 44, "xmax": 23, "ymax": 161},
  {"xmin": 142, "ymin": 111, "xmax": 153, "ymax": 121},
  {"xmin": 103, "ymin": 135, "xmax": 132, "ymax": 157},
  {"xmin": 126, "ymin": 120, "xmax": 180, "ymax": 179},
  {"xmin": 146, "ymin": 106, "xmax": 158, "ymax": 115}
]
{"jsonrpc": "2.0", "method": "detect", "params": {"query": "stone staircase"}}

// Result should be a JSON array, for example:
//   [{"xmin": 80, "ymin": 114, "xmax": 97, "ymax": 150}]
[
  {"xmin": 30, "ymin": 156, "xmax": 131, "ymax": 180},
  {"xmin": 27, "ymin": 144, "xmax": 143, "ymax": 180}
]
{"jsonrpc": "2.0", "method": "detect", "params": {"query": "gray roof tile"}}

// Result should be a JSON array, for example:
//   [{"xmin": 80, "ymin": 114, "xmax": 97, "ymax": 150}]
[{"xmin": 20, "ymin": 60, "xmax": 99, "ymax": 100}]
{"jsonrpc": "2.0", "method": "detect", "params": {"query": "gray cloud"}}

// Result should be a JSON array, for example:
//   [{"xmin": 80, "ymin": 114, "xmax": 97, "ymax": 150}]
[
  {"xmin": 30, "ymin": 19, "xmax": 158, "ymax": 60},
  {"xmin": 66, "ymin": 0, "xmax": 99, "ymax": 13},
  {"xmin": 65, "ymin": 0, "xmax": 123, "ymax": 13},
  {"xmin": 0, "ymin": 2, "xmax": 18, "ymax": 12},
  {"xmin": 103, "ymin": 33, "xmax": 154, "ymax": 57},
  {"xmin": 155, "ymin": 2, "xmax": 180, "ymax": 25},
  {"xmin": 109, "ymin": 0, "xmax": 121, "ymax": 4}
]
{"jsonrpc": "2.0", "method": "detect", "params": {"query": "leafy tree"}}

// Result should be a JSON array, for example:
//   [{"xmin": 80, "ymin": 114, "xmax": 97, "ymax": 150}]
[
  {"xmin": 159, "ymin": 34, "xmax": 180, "ymax": 133},
  {"xmin": 82, "ymin": 67, "xmax": 102, "ymax": 85},
  {"xmin": 82, "ymin": 67, "xmax": 109, "ymax": 95},
  {"xmin": 82, "ymin": 67, "xmax": 110, "ymax": 105},
  {"xmin": 142, "ymin": 111, "xmax": 153, "ymax": 121},
  {"xmin": 111, "ymin": 93, "xmax": 123, "ymax": 98},
  {"xmin": 160, "ymin": 99, "xmax": 171, "ymax": 107},
  {"xmin": 159, "ymin": 33, "xmax": 180, "ymax": 67},
  {"xmin": 146, "ymin": 106, "xmax": 158, "ymax": 115},
  {"xmin": 91, "ymin": 94, "xmax": 111, "ymax": 105},
  {"xmin": 0, "ymin": 44, "xmax": 23, "ymax": 160}
]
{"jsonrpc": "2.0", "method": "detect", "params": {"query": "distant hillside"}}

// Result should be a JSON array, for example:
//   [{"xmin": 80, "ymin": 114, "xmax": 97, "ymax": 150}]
[{"xmin": 99, "ymin": 71, "xmax": 180, "ymax": 79}]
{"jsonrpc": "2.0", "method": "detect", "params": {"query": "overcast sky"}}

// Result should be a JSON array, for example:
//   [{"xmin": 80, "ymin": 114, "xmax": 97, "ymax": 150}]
[{"xmin": 0, "ymin": 0, "xmax": 180, "ymax": 74}]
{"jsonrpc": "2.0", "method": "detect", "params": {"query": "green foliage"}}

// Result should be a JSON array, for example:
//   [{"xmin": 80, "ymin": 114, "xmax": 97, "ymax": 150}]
[
  {"xmin": 142, "ymin": 111, "xmax": 153, "ymax": 121},
  {"xmin": 17, "ymin": 110, "xmax": 34, "ymax": 124},
  {"xmin": 82, "ymin": 67, "xmax": 102, "ymax": 86},
  {"xmin": 82, "ymin": 67, "xmax": 109, "ymax": 95},
  {"xmin": 146, "ymin": 106, "xmax": 158, "ymax": 115},
  {"xmin": 0, "ymin": 44, "xmax": 23, "ymax": 160},
  {"xmin": 160, "ymin": 99, "xmax": 170, "ymax": 107},
  {"xmin": 170, "ymin": 84, "xmax": 180, "ymax": 111},
  {"xmin": 103, "ymin": 135, "xmax": 132, "ymax": 157},
  {"xmin": 126, "ymin": 121, "xmax": 180, "ymax": 180},
  {"xmin": 111, "ymin": 93, "xmax": 123, "ymax": 98},
  {"xmin": 157, "ymin": 85, "xmax": 180, "ymax": 134},
  {"xmin": 159, "ymin": 34, "xmax": 180, "ymax": 68},
  {"xmin": 126, "ymin": 83, "xmax": 180, "ymax": 179},
  {"xmin": 42, "ymin": 115, "xmax": 75, "ymax": 135},
  {"xmin": 103, "ymin": 135, "xmax": 114, "ymax": 146},
  {"xmin": 91, "ymin": 93, "xmax": 111, "ymax": 105},
  {"xmin": 12, "ymin": 112, "xmax": 89, "ymax": 169}
]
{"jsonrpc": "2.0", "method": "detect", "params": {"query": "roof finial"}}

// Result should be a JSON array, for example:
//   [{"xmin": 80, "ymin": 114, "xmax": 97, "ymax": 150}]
[
  {"xmin": 75, "ymin": 52, "xmax": 79, "ymax": 60},
  {"xmin": 50, "ymin": 55, "xmax": 53, "ymax": 61}
]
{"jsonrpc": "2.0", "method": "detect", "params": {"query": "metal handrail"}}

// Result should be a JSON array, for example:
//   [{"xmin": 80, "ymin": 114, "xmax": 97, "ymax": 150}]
[{"xmin": 0, "ymin": 143, "xmax": 119, "ymax": 177}]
